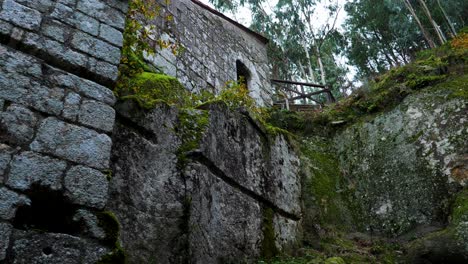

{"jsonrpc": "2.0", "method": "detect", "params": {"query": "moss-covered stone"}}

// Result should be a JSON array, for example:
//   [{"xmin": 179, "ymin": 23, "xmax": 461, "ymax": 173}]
[
  {"xmin": 116, "ymin": 72, "xmax": 191, "ymax": 109},
  {"xmin": 175, "ymin": 108, "xmax": 209, "ymax": 169},
  {"xmin": 300, "ymin": 136, "xmax": 358, "ymax": 235},
  {"xmin": 262, "ymin": 208, "xmax": 279, "ymax": 259},
  {"xmin": 96, "ymin": 211, "xmax": 127, "ymax": 264}
]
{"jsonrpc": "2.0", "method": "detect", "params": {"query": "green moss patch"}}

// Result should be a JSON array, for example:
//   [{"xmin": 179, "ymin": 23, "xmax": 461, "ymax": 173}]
[
  {"xmin": 301, "ymin": 137, "xmax": 358, "ymax": 231},
  {"xmin": 175, "ymin": 109, "xmax": 210, "ymax": 169},
  {"xmin": 261, "ymin": 208, "xmax": 279, "ymax": 259},
  {"xmin": 96, "ymin": 211, "xmax": 127, "ymax": 264},
  {"xmin": 115, "ymin": 72, "xmax": 192, "ymax": 109}
]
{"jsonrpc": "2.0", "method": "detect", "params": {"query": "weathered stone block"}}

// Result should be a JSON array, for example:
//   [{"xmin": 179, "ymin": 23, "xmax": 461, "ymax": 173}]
[
  {"xmin": 50, "ymin": 2, "xmax": 100, "ymax": 36},
  {"xmin": 0, "ymin": 222, "xmax": 12, "ymax": 261},
  {"xmin": 22, "ymin": 31, "xmax": 89, "ymax": 71},
  {"xmin": 0, "ymin": 104, "xmax": 39, "ymax": 145},
  {"xmin": 14, "ymin": 0, "xmax": 55, "ymax": 12},
  {"xmin": 0, "ymin": 144, "xmax": 14, "ymax": 181},
  {"xmin": 8, "ymin": 230, "xmax": 111, "ymax": 263},
  {"xmin": 64, "ymin": 165, "xmax": 108, "ymax": 209},
  {"xmin": 77, "ymin": 0, "xmax": 126, "ymax": 30},
  {"xmin": 0, "ymin": 0, "xmax": 42, "ymax": 30},
  {"xmin": 30, "ymin": 117, "xmax": 112, "ymax": 170},
  {"xmin": 52, "ymin": 72, "xmax": 116, "ymax": 105},
  {"xmin": 73, "ymin": 12, "xmax": 100, "ymax": 36},
  {"xmin": 41, "ymin": 20, "xmax": 68, "ymax": 43},
  {"xmin": 187, "ymin": 163, "xmax": 263, "ymax": 263},
  {"xmin": 0, "ymin": 19, "xmax": 12, "ymax": 35},
  {"xmin": 62, "ymin": 92, "xmax": 81, "ymax": 121},
  {"xmin": 73, "ymin": 209, "xmax": 106, "ymax": 239},
  {"xmin": 108, "ymin": 104, "xmax": 183, "ymax": 263},
  {"xmin": 71, "ymin": 31, "xmax": 120, "ymax": 65},
  {"xmin": 0, "ymin": 187, "xmax": 30, "ymax": 220},
  {"xmin": 27, "ymin": 82, "xmax": 65, "ymax": 116},
  {"xmin": 78, "ymin": 100, "xmax": 115, "ymax": 132},
  {"xmin": 57, "ymin": 0, "xmax": 76, "ymax": 7},
  {"xmin": 99, "ymin": 23, "xmax": 123, "ymax": 47},
  {"xmin": 6, "ymin": 151, "xmax": 67, "ymax": 191},
  {"xmin": 268, "ymin": 135, "xmax": 302, "ymax": 215},
  {"xmin": 88, "ymin": 58, "xmax": 119, "ymax": 82}
]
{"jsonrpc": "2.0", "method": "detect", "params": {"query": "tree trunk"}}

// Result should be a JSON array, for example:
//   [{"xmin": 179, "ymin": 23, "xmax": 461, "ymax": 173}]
[
  {"xmin": 402, "ymin": 0, "xmax": 436, "ymax": 48},
  {"xmin": 436, "ymin": 0, "xmax": 457, "ymax": 37},
  {"xmin": 417, "ymin": 0, "xmax": 446, "ymax": 44}
]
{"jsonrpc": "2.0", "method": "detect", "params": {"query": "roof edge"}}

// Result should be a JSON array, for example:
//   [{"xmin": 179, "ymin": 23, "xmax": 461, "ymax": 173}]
[{"xmin": 191, "ymin": 0, "xmax": 269, "ymax": 44}]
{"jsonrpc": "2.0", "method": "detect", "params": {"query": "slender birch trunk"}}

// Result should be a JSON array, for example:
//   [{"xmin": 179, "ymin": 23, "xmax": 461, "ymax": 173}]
[
  {"xmin": 417, "ymin": 0, "xmax": 446, "ymax": 44},
  {"xmin": 436, "ymin": 0, "xmax": 457, "ymax": 37},
  {"xmin": 402, "ymin": 0, "xmax": 436, "ymax": 48}
]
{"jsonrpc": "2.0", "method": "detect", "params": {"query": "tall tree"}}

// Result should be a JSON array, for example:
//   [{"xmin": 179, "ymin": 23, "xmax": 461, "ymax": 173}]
[
  {"xmin": 435, "ymin": 0, "xmax": 457, "ymax": 37},
  {"xmin": 417, "ymin": 0, "xmax": 446, "ymax": 44},
  {"xmin": 402, "ymin": 0, "xmax": 436, "ymax": 48}
]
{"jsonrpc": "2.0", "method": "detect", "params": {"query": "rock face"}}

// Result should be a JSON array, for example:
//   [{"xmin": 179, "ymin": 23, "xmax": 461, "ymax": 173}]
[
  {"xmin": 334, "ymin": 86, "xmax": 467, "ymax": 237},
  {"xmin": 0, "ymin": 0, "xmax": 127, "ymax": 262},
  {"xmin": 109, "ymin": 102, "xmax": 302, "ymax": 263}
]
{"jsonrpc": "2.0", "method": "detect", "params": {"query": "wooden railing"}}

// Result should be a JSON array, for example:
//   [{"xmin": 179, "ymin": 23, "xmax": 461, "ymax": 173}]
[{"xmin": 271, "ymin": 79, "xmax": 335, "ymax": 111}]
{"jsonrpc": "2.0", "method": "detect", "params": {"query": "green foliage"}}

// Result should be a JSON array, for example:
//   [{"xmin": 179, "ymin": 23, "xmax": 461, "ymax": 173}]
[
  {"xmin": 116, "ymin": 72, "xmax": 192, "ymax": 109},
  {"xmin": 258, "ymin": 233, "xmax": 400, "ymax": 264},
  {"xmin": 117, "ymin": 0, "xmax": 180, "ymax": 97},
  {"xmin": 175, "ymin": 109, "xmax": 210, "ymax": 169},
  {"xmin": 218, "ymin": 79, "xmax": 255, "ymax": 110},
  {"xmin": 451, "ymin": 188, "xmax": 468, "ymax": 225},
  {"xmin": 308, "ymin": 40, "xmax": 467, "ymax": 126}
]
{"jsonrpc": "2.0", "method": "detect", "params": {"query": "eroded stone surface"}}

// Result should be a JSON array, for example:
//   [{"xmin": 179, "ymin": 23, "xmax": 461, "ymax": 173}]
[
  {"xmin": 186, "ymin": 162, "xmax": 263, "ymax": 263},
  {"xmin": 78, "ymin": 99, "xmax": 115, "ymax": 132},
  {"xmin": 0, "ymin": 144, "xmax": 14, "ymax": 181},
  {"xmin": 64, "ymin": 165, "xmax": 108, "ymax": 209},
  {"xmin": 334, "ymin": 88, "xmax": 467, "ymax": 236},
  {"xmin": 30, "ymin": 117, "xmax": 112, "ymax": 169},
  {"xmin": 0, "ymin": 0, "xmax": 42, "ymax": 30},
  {"xmin": 6, "ymin": 152, "xmax": 67, "ymax": 191},
  {"xmin": 109, "ymin": 103, "xmax": 302, "ymax": 263},
  {"xmin": 109, "ymin": 104, "xmax": 186, "ymax": 263},
  {"xmin": 0, "ymin": 222, "xmax": 12, "ymax": 261},
  {"xmin": 8, "ymin": 229, "xmax": 110, "ymax": 264},
  {"xmin": 0, "ymin": 187, "xmax": 30, "ymax": 220}
]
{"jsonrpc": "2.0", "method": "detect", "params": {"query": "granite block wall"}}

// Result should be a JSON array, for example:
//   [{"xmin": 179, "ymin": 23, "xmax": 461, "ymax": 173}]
[
  {"xmin": 0, "ymin": 0, "xmax": 127, "ymax": 262},
  {"xmin": 145, "ymin": 0, "xmax": 273, "ymax": 106},
  {"xmin": 0, "ymin": 0, "xmax": 127, "ymax": 85}
]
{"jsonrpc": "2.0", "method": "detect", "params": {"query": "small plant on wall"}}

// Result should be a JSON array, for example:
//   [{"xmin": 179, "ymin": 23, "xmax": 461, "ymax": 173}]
[{"xmin": 119, "ymin": 0, "xmax": 179, "ymax": 79}]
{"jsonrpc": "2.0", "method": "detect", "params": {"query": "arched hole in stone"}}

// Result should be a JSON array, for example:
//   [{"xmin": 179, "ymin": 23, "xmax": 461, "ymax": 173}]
[
  {"xmin": 42, "ymin": 246, "xmax": 53, "ymax": 255},
  {"xmin": 13, "ymin": 187, "xmax": 79, "ymax": 235},
  {"xmin": 236, "ymin": 60, "xmax": 251, "ymax": 89}
]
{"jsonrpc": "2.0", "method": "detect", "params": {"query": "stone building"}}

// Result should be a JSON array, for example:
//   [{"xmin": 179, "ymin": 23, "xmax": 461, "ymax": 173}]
[
  {"xmin": 146, "ymin": 0, "xmax": 273, "ymax": 106},
  {"xmin": 0, "ymin": 0, "xmax": 301, "ymax": 263},
  {"xmin": 0, "ymin": 0, "xmax": 127, "ymax": 262}
]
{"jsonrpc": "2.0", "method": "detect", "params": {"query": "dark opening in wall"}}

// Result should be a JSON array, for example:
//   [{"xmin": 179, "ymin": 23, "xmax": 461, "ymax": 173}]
[
  {"xmin": 236, "ymin": 60, "xmax": 251, "ymax": 89},
  {"xmin": 13, "ymin": 187, "xmax": 79, "ymax": 234}
]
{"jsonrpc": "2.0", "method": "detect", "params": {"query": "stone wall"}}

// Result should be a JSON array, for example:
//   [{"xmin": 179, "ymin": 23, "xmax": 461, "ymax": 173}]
[
  {"xmin": 0, "ymin": 0, "xmax": 127, "ymax": 262},
  {"xmin": 109, "ymin": 102, "xmax": 302, "ymax": 263},
  {"xmin": 145, "ymin": 0, "xmax": 273, "ymax": 106}
]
